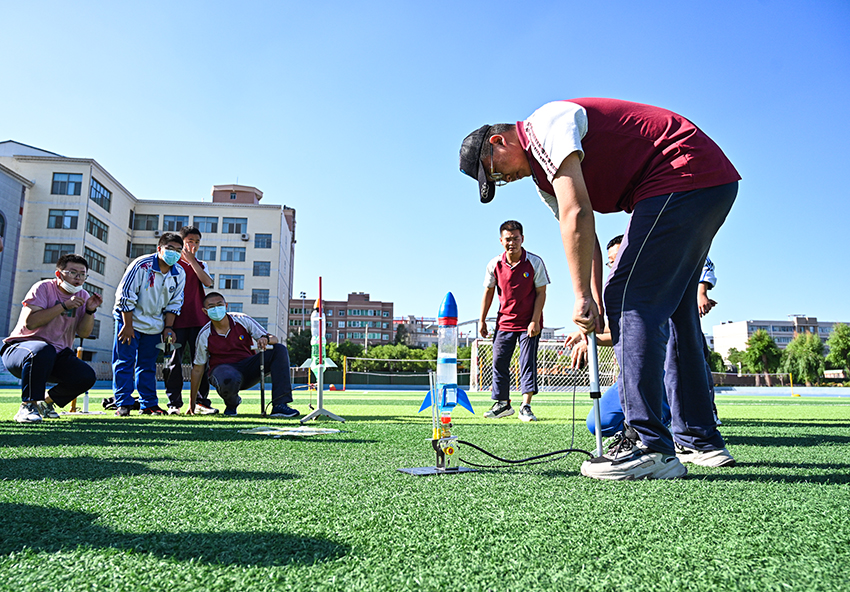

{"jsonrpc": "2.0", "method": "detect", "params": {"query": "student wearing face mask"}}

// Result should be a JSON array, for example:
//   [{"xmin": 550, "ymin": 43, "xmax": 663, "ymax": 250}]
[
  {"xmin": 187, "ymin": 292, "xmax": 299, "ymax": 418},
  {"xmin": 2, "ymin": 254, "xmax": 103, "ymax": 422},
  {"xmin": 112, "ymin": 232, "xmax": 186, "ymax": 416}
]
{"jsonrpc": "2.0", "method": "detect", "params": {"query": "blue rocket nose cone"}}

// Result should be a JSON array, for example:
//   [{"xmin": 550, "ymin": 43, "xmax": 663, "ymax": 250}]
[{"xmin": 438, "ymin": 292, "xmax": 458, "ymax": 319}]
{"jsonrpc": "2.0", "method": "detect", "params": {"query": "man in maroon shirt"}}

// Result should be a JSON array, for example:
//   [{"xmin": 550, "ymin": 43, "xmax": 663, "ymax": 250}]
[
  {"xmin": 460, "ymin": 98, "xmax": 739, "ymax": 480},
  {"xmin": 479, "ymin": 220, "xmax": 549, "ymax": 422},
  {"xmin": 187, "ymin": 292, "xmax": 298, "ymax": 418},
  {"xmin": 165, "ymin": 226, "xmax": 216, "ymax": 414}
]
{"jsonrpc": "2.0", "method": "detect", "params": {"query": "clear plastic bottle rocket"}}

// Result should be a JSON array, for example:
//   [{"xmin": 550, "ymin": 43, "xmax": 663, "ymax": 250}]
[
  {"xmin": 310, "ymin": 300, "xmax": 326, "ymax": 367},
  {"xmin": 418, "ymin": 292, "xmax": 474, "ymax": 471}
]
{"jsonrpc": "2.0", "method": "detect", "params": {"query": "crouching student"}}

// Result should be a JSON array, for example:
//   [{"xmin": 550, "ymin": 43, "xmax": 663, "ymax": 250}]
[
  {"xmin": 2, "ymin": 254, "xmax": 102, "ymax": 422},
  {"xmin": 187, "ymin": 292, "xmax": 299, "ymax": 418}
]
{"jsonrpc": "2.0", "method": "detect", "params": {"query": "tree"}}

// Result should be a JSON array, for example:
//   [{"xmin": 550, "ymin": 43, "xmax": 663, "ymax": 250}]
[
  {"xmin": 825, "ymin": 323, "xmax": 850, "ymax": 375},
  {"xmin": 726, "ymin": 347, "xmax": 747, "ymax": 372},
  {"xmin": 326, "ymin": 340, "xmax": 364, "ymax": 369},
  {"xmin": 286, "ymin": 329, "xmax": 311, "ymax": 366},
  {"xmin": 743, "ymin": 329, "xmax": 783, "ymax": 386},
  {"xmin": 782, "ymin": 332, "xmax": 825, "ymax": 386},
  {"xmin": 394, "ymin": 324, "xmax": 409, "ymax": 346},
  {"xmin": 707, "ymin": 350, "xmax": 726, "ymax": 373}
]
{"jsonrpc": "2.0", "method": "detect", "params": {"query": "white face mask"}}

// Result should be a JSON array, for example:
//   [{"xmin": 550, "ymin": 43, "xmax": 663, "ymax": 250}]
[{"xmin": 58, "ymin": 278, "xmax": 83, "ymax": 294}]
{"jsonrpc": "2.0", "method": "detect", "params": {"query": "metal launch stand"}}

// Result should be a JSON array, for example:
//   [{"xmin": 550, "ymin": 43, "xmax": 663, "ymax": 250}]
[
  {"xmin": 300, "ymin": 277, "xmax": 345, "ymax": 424},
  {"xmin": 398, "ymin": 371, "xmax": 475, "ymax": 476}
]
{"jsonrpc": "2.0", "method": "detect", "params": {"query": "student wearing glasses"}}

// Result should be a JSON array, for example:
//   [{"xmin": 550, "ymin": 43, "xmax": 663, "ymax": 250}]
[
  {"xmin": 2, "ymin": 253, "xmax": 103, "ymax": 423},
  {"xmin": 112, "ymin": 232, "xmax": 186, "ymax": 416}
]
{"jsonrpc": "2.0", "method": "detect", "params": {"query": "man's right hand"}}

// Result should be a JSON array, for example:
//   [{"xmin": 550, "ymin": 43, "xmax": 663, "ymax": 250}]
[
  {"xmin": 573, "ymin": 296, "xmax": 602, "ymax": 334},
  {"xmin": 479, "ymin": 320, "xmax": 489, "ymax": 339}
]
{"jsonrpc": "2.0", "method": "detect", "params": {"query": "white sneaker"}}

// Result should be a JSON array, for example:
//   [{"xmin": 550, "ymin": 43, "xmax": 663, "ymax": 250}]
[
  {"xmin": 37, "ymin": 401, "xmax": 61, "ymax": 419},
  {"xmin": 15, "ymin": 402, "xmax": 43, "ymax": 423},
  {"xmin": 518, "ymin": 404, "xmax": 537, "ymax": 422},
  {"xmin": 675, "ymin": 443, "xmax": 736, "ymax": 467},
  {"xmin": 581, "ymin": 428, "xmax": 687, "ymax": 481}
]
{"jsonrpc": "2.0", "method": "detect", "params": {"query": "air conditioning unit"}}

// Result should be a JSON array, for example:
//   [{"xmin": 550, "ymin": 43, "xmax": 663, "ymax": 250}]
[
  {"xmin": 241, "ymin": 233, "xmax": 251, "ymax": 241},
  {"xmin": 153, "ymin": 230, "xmax": 163, "ymax": 237}
]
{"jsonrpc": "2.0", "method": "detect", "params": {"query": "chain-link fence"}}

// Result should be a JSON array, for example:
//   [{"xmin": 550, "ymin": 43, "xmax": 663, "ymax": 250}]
[{"xmin": 471, "ymin": 338, "xmax": 618, "ymax": 392}]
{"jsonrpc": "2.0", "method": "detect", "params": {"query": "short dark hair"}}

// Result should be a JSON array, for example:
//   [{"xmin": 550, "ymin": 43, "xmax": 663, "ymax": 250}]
[
  {"xmin": 158, "ymin": 232, "xmax": 184, "ymax": 248},
  {"xmin": 607, "ymin": 235, "xmax": 624, "ymax": 250},
  {"xmin": 500, "ymin": 220, "xmax": 523, "ymax": 235},
  {"xmin": 479, "ymin": 123, "xmax": 515, "ymax": 163},
  {"xmin": 179, "ymin": 226, "xmax": 202, "ymax": 240},
  {"xmin": 202, "ymin": 291, "xmax": 226, "ymax": 306},
  {"xmin": 56, "ymin": 253, "xmax": 88, "ymax": 271}
]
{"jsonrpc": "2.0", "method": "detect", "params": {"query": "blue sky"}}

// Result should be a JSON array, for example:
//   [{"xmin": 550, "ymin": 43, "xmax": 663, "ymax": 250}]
[{"xmin": 3, "ymin": 0, "xmax": 848, "ymax": 336}]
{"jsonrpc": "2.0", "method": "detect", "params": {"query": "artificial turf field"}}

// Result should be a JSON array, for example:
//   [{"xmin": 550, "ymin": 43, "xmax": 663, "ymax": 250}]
[{"xmin": 1, "ymin": 388, "xmax": 848, "ymax": 592}]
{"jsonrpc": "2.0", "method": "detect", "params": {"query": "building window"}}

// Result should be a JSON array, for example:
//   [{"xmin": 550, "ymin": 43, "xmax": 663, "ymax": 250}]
[
  {"xmin": 89, "ymin": 177, "xmax": 112, "ymax": 212},
  {"xmin": 51, "ymin": 173, "xmax": 83, "ymax": 196},
  {"xmin": 338, "ymin": 310, "xmax": 345, "ymax": 316},
  {"xmin": 133, "ymin": 214, "xmax": 158, "ymax": 231},
  {"xmin": 44, "ymin": 243, "xmax": 75, "ymax": 264},
  {"xmin": 126, "ymin": 240, "xmax": 131, "ymax": 258},
  {"xmin": 48, "ymin": 209, "xmax": 79, "ymax": 230},
  {"xmin": 255, "ymin": 234, "xmax": 272, "ymax": 248},
  {"xmin": 222, "ymin": 217, "xmax": 247, "ymax": 234},
  {"xmin": 163, "ymin": 215, "xmax": 189, "ymax": 232},
  {"xmin": 130, "ymin": 244, "xmax": 156, "ymax": 258},
  {"xmin": 193, "ymin": 216, "xmax": 218, "ymax": 233},
  {"xmin": 221, "ymin": 247, "xmax": 246, "ymax": 262},
  {"xmin": 83, "ymin": 282, "xmax": 103, "ymax": 296},
  {"xmin": 226, "ymin": 302, "xmax": 243, "ymax": 312},
  {"xmin": 252, "ymin": 289, "xmax": 269, "ymax": 305},
  {"xmin": 84, "ymin": 247, "xmax": 106, "ymax": 275},
  {"xmin": 253, "ymin": 261, "xmax": 271, "ymax": 276},
  {"xmin": 86, "ymin": 213, "xmax": 109, "ymax": 243},
  {"xmin": 383, "ymin": 311, "xmax": 389, "ymax": 317},
  {"xmin": 338, "ymin": 321, "xmax": 345, "ymax": 328},
  {"xmin": 197, "ymin": 246, "xmax": 216, "ymax": 261},
  {"xmin": 254, "ymin": 317, "xmax": 269, "ymax": 330},
  {"xmin": 230, "ymin": 192, "xmax": 237, "ymax": 200},
  {"xmin": 219, "ymin": 275, "xmax": 244, "ymax": 290}
]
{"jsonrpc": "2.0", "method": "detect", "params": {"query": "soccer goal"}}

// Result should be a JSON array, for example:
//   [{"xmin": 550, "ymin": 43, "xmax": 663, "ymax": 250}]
[{"xmin": 471, "ymin": 338, "xmax": 619, "ymax": 392}]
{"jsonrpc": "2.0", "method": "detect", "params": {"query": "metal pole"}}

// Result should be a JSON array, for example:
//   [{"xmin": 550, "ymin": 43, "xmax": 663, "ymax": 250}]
[{"xmin": 588, "ymin": 332, "xmax": 603, "ymax": 457}]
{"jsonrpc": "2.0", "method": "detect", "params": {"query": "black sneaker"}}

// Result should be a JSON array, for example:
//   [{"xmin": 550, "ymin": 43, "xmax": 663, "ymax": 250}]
[
  {"xmin": 102, "ymin": 397, "xmax": 118, "ymax": 411},
  {"xmin": 270, "ymin": 404, "xmax": 300, "ymax": 418},
  {"xmin": 483, "ymin": 400, "xmax": 514, "ymax": 419},
  {"xmin": 140, "ymin": 406, "xmax": 167, "ymax": 415},
  {"xmin": 223, "ymin": 396, "xmax": 242, "ymax": 417},
  {"xmin": 115, "ymin": 406, "xmax": 132, "ymax": 417}
]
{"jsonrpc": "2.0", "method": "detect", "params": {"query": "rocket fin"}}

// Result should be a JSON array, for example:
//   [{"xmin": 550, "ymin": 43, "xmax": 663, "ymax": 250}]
[
  {"xmin": 456, "ymin": 388, "xmax": 474, "ymax": 414},
  {"xmin": 418, "ymin": 390, "xmax": 433, "ymax": 413}
]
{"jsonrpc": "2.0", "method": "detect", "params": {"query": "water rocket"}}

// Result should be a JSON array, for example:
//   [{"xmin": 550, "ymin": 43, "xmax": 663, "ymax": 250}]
[{"xmin": 418, "ymin": 292, "xmax": 474, "ymax": 416}]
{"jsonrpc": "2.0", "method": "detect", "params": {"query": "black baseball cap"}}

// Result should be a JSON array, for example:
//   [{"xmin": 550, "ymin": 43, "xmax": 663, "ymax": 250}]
[{"xmin": 459, "ymin": 125, "xmax": 495, "ymax": 203}]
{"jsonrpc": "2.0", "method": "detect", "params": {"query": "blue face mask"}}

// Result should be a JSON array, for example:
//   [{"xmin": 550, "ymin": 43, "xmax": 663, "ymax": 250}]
[
  {"xmin": 206, "ymin": 306, "xmax": 227, "ymax": 322},
  {"xmin": 161, "ymin": 249, "xmax": 181, "ymax": 267}
]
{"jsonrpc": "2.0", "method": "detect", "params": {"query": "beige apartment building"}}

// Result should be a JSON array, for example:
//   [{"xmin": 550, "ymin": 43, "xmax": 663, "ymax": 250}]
[
  {"xmin": 713, "ymin": 316, "xmax": 846, "ymax": 360},
  {"xmin": 0, "ymin": 141, "xmax": 295, "ymax": 364},
  {"xmin": 289, "ymin": 292, "xmax": 393, "ymax": 347}
]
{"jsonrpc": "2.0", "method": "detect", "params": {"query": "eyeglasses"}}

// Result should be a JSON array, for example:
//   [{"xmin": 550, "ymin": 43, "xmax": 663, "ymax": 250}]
[
  {"xmin": 488, "ymin": 141, "xmax": 508, "ymax": 186},
  {"xmin": 61, "ymin": 270, "xmax": 89, "ymax": 280}
]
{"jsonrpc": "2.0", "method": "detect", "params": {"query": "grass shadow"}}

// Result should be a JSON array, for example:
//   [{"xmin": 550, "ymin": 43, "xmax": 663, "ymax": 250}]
[
  {"xmin": 0, "ymin": 503, "xmax": 347, "ymax": 566},
  {"xmin": 724, "ymin": 434, "xmax": 850, "ymax": 447},
  {"xmin": 0, "ymin": 456, "xmax": 300, "ymax": 482}
]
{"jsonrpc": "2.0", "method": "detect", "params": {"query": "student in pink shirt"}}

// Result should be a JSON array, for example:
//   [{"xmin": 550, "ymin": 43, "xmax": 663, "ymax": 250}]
[{"xmin": 2, "ymin": 254, "xmax": 103, "ymax": 423}]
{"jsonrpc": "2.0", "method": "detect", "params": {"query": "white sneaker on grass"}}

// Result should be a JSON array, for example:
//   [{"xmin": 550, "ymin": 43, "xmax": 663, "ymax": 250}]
[
  {"xmin": 518, "ymin": 404, "xmax": 537, "ymax": 422},
  {"xmin": 37, "ymin": 401, "xmax": 61, "ymax": 419},
  {"xmin": 581, "ymin": 427, "xmax": 687, "ymax": 481},
  {"xmin": 15, "ymin": 402, "xmax": 42, "ymax": 423},
  {"xmin": 675, "ymin": 443, "xmax": 736, "ymax": 467}
]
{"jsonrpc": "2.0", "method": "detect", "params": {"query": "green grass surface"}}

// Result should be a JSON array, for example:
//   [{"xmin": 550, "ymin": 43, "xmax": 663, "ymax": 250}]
[{"xmin": 1, "ymin": 388, "xmax": 849, "ymax": 591}]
